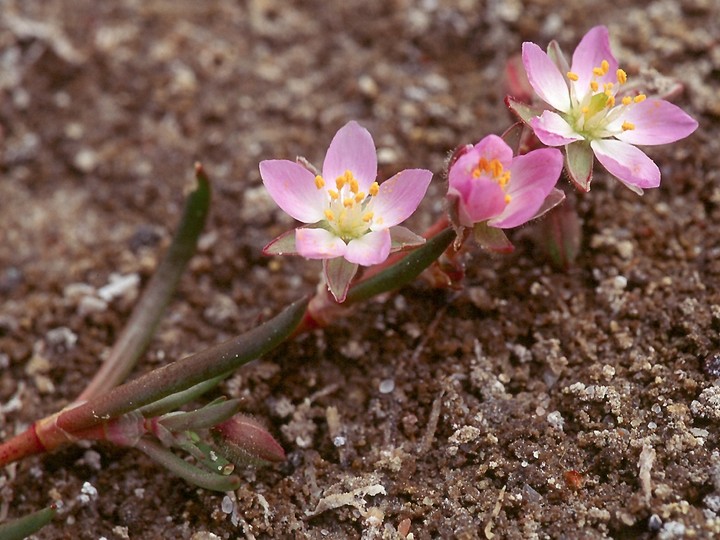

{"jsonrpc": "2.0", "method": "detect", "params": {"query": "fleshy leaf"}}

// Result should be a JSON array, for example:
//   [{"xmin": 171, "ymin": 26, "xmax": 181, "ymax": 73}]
[
  {"xmin": 536, "ymin": 199, "xmax": 581, "ymax": 270},
  {"xmin": 473, "ymin": 222, "xmax": 514, "ymax": 253},
  {"xmin": 324, "ymin": 258, "xmax": 359, "ymax": 303},
  {"xmin": 263, "ymin": 229, "xmax": 298, "ymax": 256},
  {"xmin": 0, "ymin": 505, "xmax": 57, "ymax": 540},
  {"xmin": 389, "ymin": 226, "xmax": 426, "ymax": 251},
  {"xmin": 345, "ymin": 228, "xmax": 456, "ymax": 304},
  {"xmin": 565, "ymin": 141, "xmax": 594, "ymax": 192}
]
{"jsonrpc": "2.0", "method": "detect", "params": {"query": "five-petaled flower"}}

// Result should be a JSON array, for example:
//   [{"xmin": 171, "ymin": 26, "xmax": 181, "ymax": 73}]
[
  {"xmin": 261, "ymin": 121, "xmax": 432, "ymax": 302},
  {"xmin": 520, "ymin": 25, "xmax": 698, "ymax": 193},
  {"xmin": 447, "ymin": 134, "xmax": 564, "ymax": 236}
]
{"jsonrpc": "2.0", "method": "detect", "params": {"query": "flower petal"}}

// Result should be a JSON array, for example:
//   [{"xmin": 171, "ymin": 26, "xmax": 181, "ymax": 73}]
[
  {"xmin": 591, "ymin": 139, "xmax": 661, "ymax": 190},
  {"xmin": 522, "ymin": 42, "xmax": 571, "ymax": 112},
  {"xmin": 369, "ymin": 169, "xmax": 432, "ymax": 230},
  {"xmin": 322, "ymin": 121, "xmax": 377, "ymax": 192},
  {"xmin": 463, "ymin": 178, "xmax": 507, "ymax": 224},
  {"xmin": 571, "ymin": 26, "xmax": 618, "ymax": 97},
  {"xmin": 489, "ymin": 187, "xmax": 548, "ymax": 229},
  {"xmin": 530, "ymin": 111, "xmax": 584, "ymax": 146},
  {"xmin": 295, "ymin": 228, "xmax": 347, "ymax": 259},
  {"xmin": 506, "ymin": 147, "xmax": 564, "ymax": 196},
  {"xmin": 344, "ymin": 230, "xmax": 391, "ymax": 266},
  {"xmin": 616, "ymin": 99, "xmax": 699, "ymax": 146},
  {"xmin": 260, "ymin": 160, "xmax": 326, "ymax": 223}
]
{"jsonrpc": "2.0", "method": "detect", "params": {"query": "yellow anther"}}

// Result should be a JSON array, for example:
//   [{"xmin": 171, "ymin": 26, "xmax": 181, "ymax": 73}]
[
  {"xmin": 634, "ymin": 94, "xmax": 646, "ymax": 103},
  {"xmin": 363, "ymin": 212, "xmax": 374, "ymax": 223},
  {"xmin": 344, "ymin": 170, "xmax": 353, "ymax": 181},
  {"xmin": 490, "ymin": 159, "xmax": 503, "ymax": 178},
  {"xmin": 601, "ymin": 60, "xmax": 609, "ymax": 74},
  {"xmin": 328, "ymin": 189, "xmax": 339, "ymax": 200},
  {"xmin": 314, "ymin": 175, "xmax": 325, "ymax": 189},
  {"xmin": 622, "ymin": 121, "xmax": 635, "ymax": 131},
  {"xmin": 567, "ymin": 71, "xmax": 579, "ymax": 81},
  {"xmin": 603, "ymin": 82, "xmax": 614, "ymax": 92},
  {"xmin": 336, "ymin": 176, "xmax": 346, "ymax": 189},
  {"xmin": 504, "ymin": 194, "xmax": 512, "ymax": 204},
  {"xmin": 499, "ymin": 172, "xmax": 511, "ymax": 187},
  {"xmin": 472, "ymin": 167, "xmax": 482, "ymax": 179},
  {"xmin": 592, "ymin": 66, "xmax": 605, "ymax": 77},
  {"xmin": 324, "ymin": 209, "xmax": 335, "ymax": 221},
  {"xmin": 581, "ymin": 106, "xmax": 590, "ymax": 114},
  {"xmin": 478, "ymin": 157, "xmax": 490, "ymax": 172},
  {"xmin": 590, "ymin": 81, "xmax": 599, "ymax": 92},
  {"xmin": 622, "ymin": 96, "xmax": 633, "ymax": 106},
  {"xmin": 616, "ymin": 69, "xmax": 627, "ymax": 84},
  {"xmin": 354, "ymin": 191, "xmax": 365, "ymax": 202},
  {"xmin": 349, "ymin": 178, "xmax": 359, "ymax": 194},
  {"xmin": 369, "ymin": 182, "xmax": 379, "ymax": 196},
  {"xmin": 343, "ymin": 198, "xmax": 354, "ymax": 208},
  {"xmin": 606, "ymin": 95, "xmax": 616, "ymax": 108}
]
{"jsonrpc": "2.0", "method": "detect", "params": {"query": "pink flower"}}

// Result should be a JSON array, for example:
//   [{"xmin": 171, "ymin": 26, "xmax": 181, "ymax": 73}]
[
  {"xmin": 261, "ymin": 121, "xmax": 432, "ymax": 301},
  {"xmin": 520, "ymin": 26, "xmax": 698, "ymax": 193},
  {"xmin": 447, "ymin": 134, "xmax": 563, "ymax": 230}
]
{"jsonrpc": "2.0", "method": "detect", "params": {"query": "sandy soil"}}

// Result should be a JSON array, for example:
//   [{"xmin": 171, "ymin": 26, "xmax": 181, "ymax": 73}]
[{"xmin": 1, "ymin": 0, "xmax": 719, "ymax": 538}]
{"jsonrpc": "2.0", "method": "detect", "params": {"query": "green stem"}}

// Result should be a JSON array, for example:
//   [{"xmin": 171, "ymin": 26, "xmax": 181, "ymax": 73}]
[{"xmin": 78, "ymin": 164, "xmax": 211, "ymax": 401}]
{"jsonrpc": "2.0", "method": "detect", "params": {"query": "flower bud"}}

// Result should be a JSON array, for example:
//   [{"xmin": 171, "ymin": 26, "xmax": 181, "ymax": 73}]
[{"xmin": 212, "ymin": 414, "xmax": 286, "ymax": 465}]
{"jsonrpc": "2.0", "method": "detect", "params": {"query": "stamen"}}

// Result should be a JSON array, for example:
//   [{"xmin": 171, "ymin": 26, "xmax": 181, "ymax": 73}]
[
  {"xmin": 349, "ymin": 178, "xmax": 359, "ymax": 194},
  {"xmin": 567, "ymin": 71, "xmax": 579, "ymax": 81},
  {"xmin": 621, "ymin": 121, "xmax": 635, "ymax": 131},
  {"xmin": 471, "ymin": 167, "xmax": 482, "ymax": 179},
  {"xmin": 592, "ymin": 66, "xmax": 604, "ymax": 77},
  {"xmin": 616, "ymin": 69, "xmax": 627, "ymax": 84},
  {"xmin": 499, "ymin": 172, "xmax": 511, "ymax": 187},
  {"xmin": 581, "ymin": 106, "xmax": 590, "ymax": 114},
  {"xmin": 363, "ymin": 212, "xmax": 374, "ymax": 223},
  {"xmin": 354, "ymin": 191, "xmax": 365, "ymax": 202},
  {"xmin": 590, "ymin": 81, "xmax": 599, "ymax": 92},
  {"xmin": 328, "ymin": 189, "xmax": 339, "ymax": 200},
  {"xmin": 478, "ymin": 157, "xmax": 490, "ymax": 172},
  {"xmin": 605, "ymin": 95, "xmax": 616, "ymax": 108},
  {"xmin": 490, "ymin": 159, "xmax": 503, "ymax": 178},
  {"xmin": 369, "ymin": 182, "xmax": 379, "ymax": 196},
  {"xmin": 343, "ymin": 198, "xmax": 354, "ymax": 208},
  {"xmin": 314, "ymin": 175, "xmax": 325, "ymax": 189},
  {"xmin": 622, "ymin": 96, "xmax": 632, "ymax": 106},
  {"xmin": 504, "ymin": 194, "xmax": 512, "ymax": 204},
  {"xmin": 634, "ymin": 94, "xmax": 646, "ymax": 103},
  {"xmin": 324, "ymin": 209, "xmax": 335, "ymax": 221},
  {"xmin": 336, "ymin": 176, "xmax": 346, "ymax": 190},
  {"xmin": 603, "ymin": 82, "xmax": 614, "ymax": 92},
  {"xmin": 601, "ymin": 60, "xmax": 609, "ymax": 74}
]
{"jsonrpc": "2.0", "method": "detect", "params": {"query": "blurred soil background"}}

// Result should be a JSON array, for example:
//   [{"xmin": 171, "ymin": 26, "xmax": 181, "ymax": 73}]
[{"xmin": 1, "ymin": 0, "xmax": 720, "ymax": 538}]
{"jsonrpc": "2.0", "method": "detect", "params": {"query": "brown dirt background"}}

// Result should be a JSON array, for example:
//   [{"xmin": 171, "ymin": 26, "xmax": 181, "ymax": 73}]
[{"xmin": 1, "ymin": 0, "xmax": 719, "ymax": 538}]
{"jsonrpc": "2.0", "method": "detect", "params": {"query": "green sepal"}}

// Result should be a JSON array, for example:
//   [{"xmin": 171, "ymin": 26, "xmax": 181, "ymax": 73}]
[
  {"xmin": 546, "ymin": 40, "xmax": 569, "ymax": 74},
  {"xmin": 158, "ymin": 398, "xmax": 242, "ymax": 432},
  {"xmin": 390, "ymin": 226, "xmax": 426, "ymax": 251},
  {"xmin": 323, "ymin": 258, "xmax": 359, "ymax": 303},
  {"xmin": 263, "ymin": 228, "xmax": 297, "ymax": 255},
  {"xmin": 565, "ymin": 141, "xmax": 594, "ymax": 192},
  {"xmin": 473, "ymin": 222, "xmax": 514, "ymax": 253},
  {"xmin": 505, "ymin": 96, "xmax": 544, "ymax": 124}
]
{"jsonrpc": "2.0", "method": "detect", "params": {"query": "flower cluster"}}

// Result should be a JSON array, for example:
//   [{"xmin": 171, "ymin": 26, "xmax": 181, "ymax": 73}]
[{"xmin": 261, "ymin": 26, "xmax": 698, "ymax": 301}]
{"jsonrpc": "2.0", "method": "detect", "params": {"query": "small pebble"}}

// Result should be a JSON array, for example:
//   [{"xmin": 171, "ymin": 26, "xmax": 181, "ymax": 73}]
[
  {"xmin": 379, "ymin": 379, "xmax": 395, "ymax": 394},
  {"xmin": 703, "ymin": 353, "xmax": 720, "ymax": 378}
]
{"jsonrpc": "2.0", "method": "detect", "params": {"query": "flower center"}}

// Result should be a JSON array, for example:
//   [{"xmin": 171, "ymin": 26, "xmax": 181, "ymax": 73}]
[
  {"xmin": 314, "ymin": 170, "xmax": 380, "ymax": 241},
  {"xmin": 472, "ymin": 157, "xmax": 512, "ymax": 204},
  {"xmin": 565, "ymin": 59, "xmax": 646, "ymax": 140}
]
